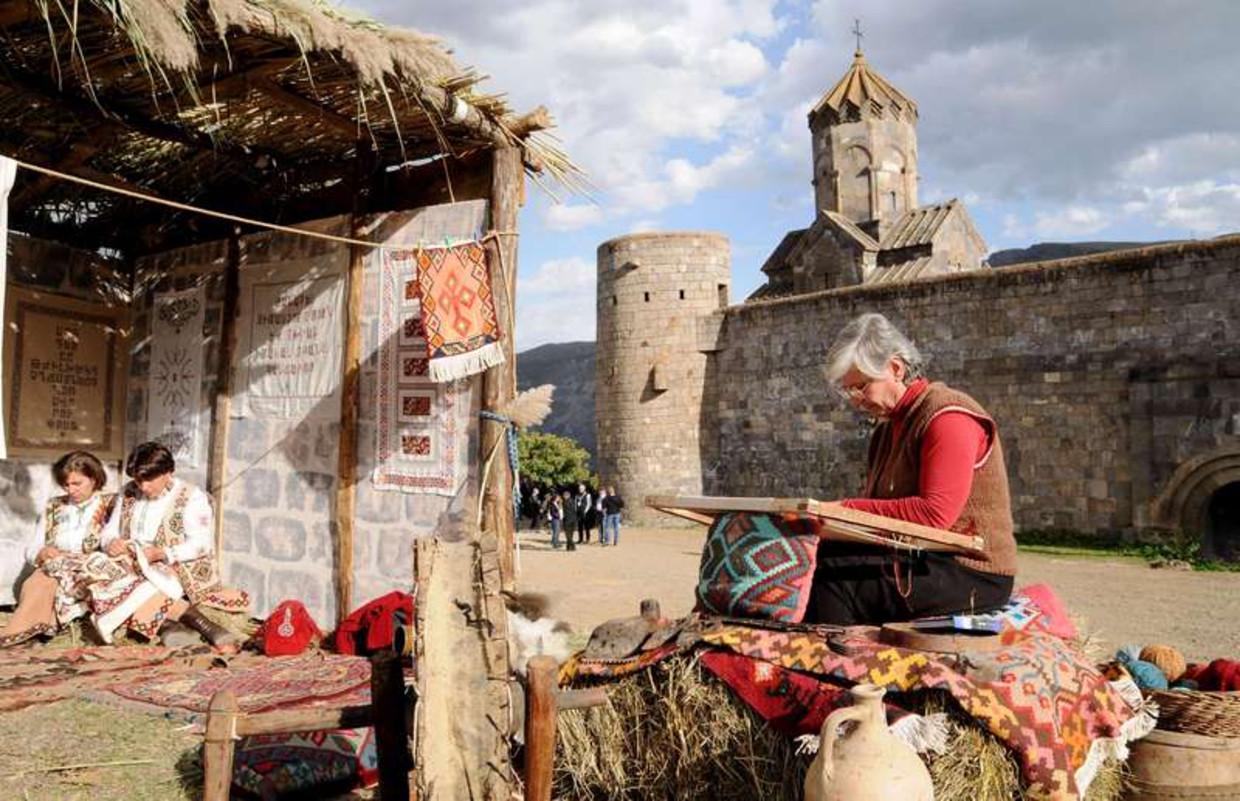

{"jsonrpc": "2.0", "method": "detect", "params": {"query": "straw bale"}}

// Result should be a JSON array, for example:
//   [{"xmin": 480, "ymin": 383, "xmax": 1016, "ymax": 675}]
[{"xmin": 555, "ymin": 655, "xmax": 1127, "ymax": 801}]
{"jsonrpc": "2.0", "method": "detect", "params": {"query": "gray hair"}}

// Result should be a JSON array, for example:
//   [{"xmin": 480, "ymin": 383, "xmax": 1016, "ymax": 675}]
[{"xmin": 825, "ymin": 313, "xmax": 924, "ymax": 383}]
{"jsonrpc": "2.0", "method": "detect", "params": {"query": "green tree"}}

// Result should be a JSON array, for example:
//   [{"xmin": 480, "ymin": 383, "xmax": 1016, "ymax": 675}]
[{"xmin": 517, "ymin": 431, "xmax": 591, "ymax": 488}]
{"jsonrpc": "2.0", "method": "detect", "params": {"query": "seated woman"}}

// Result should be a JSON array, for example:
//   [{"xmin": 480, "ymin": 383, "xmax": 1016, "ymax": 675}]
[
  {"xmin": 805, "ymin": 313, "xmax": 1017, "ymax": 625},
  {"xmin": 0, "ymin": 451, "xmax": 117, "ymax": 647},
  {"xmin": 93, "ymin": 441, "xmax": 247, "ymax": 646}
]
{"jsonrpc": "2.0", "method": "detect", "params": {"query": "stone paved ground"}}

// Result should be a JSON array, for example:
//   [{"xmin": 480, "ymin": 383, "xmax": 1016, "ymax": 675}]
[{"xmin": 518, "ymin": 524, "xmax": 1240, "ymax": 662}]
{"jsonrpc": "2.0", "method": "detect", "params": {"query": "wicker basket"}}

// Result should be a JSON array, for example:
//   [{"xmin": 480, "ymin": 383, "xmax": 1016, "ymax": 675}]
[{"xmin": 1148, "ymin": 689, "xmax": 1240, "ymax": 738}]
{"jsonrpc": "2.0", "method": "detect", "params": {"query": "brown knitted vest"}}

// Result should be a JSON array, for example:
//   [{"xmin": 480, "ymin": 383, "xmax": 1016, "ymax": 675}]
[{"xmin": 865, "ymin": 382, "xmax": 1017, "ymax": 576}]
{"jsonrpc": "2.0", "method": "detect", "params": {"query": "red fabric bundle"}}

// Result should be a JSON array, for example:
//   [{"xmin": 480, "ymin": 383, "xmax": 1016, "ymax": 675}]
[
  {"xmin": 257, "ymin": 600, "xmax": 322, "ymax": 657},
  {"xmin": 1015, "ymin": 583, "xmax": 1077, "ymax": 640},
  {"xmin": 1193, "ymin": 658, "xmax": 1240, "ymax": 692},
  {"xmin": 334, "ymin": 592, "xmax": 414, "ymax": 656}
]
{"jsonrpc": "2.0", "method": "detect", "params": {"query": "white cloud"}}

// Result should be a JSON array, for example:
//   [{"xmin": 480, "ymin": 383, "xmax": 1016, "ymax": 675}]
[
  {"xmin": 543, "ymin": 203, "xmax": 604, "ymax": 232},
  {"xmin": 1033, "ymin": 206, "xmax": 1109, "ymax": 238},
  {"xmin": 517, "ymin": 256, "xmax": 596, "ymax": 295},
  {"xmin": 516, "ymin": 256, "xmax": 597, "ymax": 348},
  {"xmin": 1140, "ymin": 181, "xmax": 1240, "ymax": 235}
]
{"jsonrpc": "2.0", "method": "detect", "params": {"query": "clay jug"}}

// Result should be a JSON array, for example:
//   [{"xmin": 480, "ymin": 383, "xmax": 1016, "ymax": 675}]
[{"xmin": 804, "ymin": 683, "xmax": 934, "ymax": 801}]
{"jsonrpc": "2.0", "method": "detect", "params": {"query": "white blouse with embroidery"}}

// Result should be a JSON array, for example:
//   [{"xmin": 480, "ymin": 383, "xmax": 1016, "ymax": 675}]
[
  {"xmin": 99, "ymin": 478, "xmax": 215, "ymax": 565},
  {"xmin": 24, "ymin": 493, "xmax": 107, "ymax": 565}
]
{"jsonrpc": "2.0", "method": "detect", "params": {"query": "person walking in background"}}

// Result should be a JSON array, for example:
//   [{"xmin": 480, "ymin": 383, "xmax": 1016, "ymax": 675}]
[
  {"xmin": 601, "ymin": 486, "xmax": 625, "ymax": 546},
  {"xmin": 548, "ymin": 493, "xmax": 564, "ymax": 548},
  {"xmin": 526, "ymin": 485, "xmax": 542, "ymax": 531},
  {"xmin": 575, "ymin": 483, "xmax": 594, "ymax": 545},
  {"xmin": 561, "ymin": 490, "xmax": 578, "ymax": 552}
]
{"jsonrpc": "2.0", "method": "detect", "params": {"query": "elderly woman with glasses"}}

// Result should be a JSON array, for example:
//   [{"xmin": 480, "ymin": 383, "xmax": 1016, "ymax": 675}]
[{"xmin": 805, "ymin": 312, "xmax": 1017, "ymax": 625}]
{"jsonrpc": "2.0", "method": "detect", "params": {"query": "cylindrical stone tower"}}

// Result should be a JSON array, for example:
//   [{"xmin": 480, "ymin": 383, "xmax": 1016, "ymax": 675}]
[{"xmin": 595, "ymin": 232, "xmax": 731, "ymax": 523}]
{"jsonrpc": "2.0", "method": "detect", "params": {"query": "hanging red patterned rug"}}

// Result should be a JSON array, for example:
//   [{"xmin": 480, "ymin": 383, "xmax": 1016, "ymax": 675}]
[{"xmin": 414, "ymin": 240, "xmax": 505, "ymax": 382}]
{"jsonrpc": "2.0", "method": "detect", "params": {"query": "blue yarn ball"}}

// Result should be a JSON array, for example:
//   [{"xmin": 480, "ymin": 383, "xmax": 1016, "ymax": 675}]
[
  {"xmin": 1117, "ymin": 644, "xmax": 1143, "ymax": 664},
  {"xmin": 1127, "ymin": 659, "xmax": 1169, "ymax": 691},
  {"xmin": 1171, "ymin": 679, "xmax": 1199, "ymax": 692}
]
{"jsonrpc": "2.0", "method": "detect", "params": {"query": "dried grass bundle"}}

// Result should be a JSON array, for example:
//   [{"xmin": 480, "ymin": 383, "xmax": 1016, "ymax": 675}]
[
  {"xmin": 555, "ymin": 655, "xmax": 1128, "ymax": 801},
  {"xmin": 502, "ymin": 384, "xmax": 554, "ymax": 429}
]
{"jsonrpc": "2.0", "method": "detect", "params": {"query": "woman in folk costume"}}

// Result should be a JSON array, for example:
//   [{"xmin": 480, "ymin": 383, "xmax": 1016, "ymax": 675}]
[
  {"xmin": 0, "ymin": 451, "xmax": 117, "ymax": 647},
  {"xmin": 94, "ymin": 441, "xmax": 247, "ymax": 646},
  {"xmin": 804, "ymin": 313, "xmax": 1017, "ymax": 625}
]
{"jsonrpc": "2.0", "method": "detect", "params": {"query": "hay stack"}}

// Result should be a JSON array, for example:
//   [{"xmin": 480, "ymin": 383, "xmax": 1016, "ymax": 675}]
[{"xmin": 554, "ymin": 654, "xmax": 1127, "ymax": 801}]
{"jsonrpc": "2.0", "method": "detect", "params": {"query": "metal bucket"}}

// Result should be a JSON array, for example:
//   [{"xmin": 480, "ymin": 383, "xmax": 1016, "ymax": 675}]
[{"xmin": 1124, "ymin": 728, "xmax": 1240, "ymax": 800}]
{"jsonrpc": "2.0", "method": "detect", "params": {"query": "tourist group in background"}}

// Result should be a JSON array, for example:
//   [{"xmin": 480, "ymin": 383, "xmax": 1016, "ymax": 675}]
[{"xmin": 520, "ymin": 480, "xmax": 625, "ymax": 550}]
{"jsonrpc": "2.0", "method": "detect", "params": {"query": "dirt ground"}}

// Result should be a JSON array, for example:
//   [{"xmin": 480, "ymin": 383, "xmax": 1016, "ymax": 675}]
[{"xmin": 518, "ymin": 524, "xmax": 1240, "ymax": 662}]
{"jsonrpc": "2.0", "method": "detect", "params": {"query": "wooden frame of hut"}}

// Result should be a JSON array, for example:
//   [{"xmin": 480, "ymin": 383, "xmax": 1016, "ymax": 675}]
[{"xmin": 0, "ymin": 1, "xmax": 576, "ymax": 796}]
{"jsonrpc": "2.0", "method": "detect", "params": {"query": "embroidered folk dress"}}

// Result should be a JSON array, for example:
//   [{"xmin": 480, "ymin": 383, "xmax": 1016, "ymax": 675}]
[
  {"xmin": 91, "ymin": 479, "xmax": 248, "ymax": 642},
  {"xmin": 0, "ymin": 492, "xmax": 117, "ymax": 646}
]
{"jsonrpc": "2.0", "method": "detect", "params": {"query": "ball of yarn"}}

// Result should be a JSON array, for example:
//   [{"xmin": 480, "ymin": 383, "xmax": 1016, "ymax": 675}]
[
  {"xmin": 1117, "ymin": 643, "xmax": 1143, "ymax": 664},
  {"xmin": 1140, "ymin": 644, "xmax": 1187, "ymax": 683},
  {"xmin": 1171, "ymin": 679, "xmax": 1199, "ymax": 691},
  {"xmin": 1126, "ymin": 659, "xmax": 1169, "ymax": 691}
]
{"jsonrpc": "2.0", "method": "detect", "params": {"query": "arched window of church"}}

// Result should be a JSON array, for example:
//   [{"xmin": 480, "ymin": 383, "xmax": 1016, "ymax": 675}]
[
  {"xmin": 840, "ymin": 145, "xmax": 872, "ymax": 221},
  {"xmin": 888, "ymin": 191, "xmax": 898, "ymax": 214}
]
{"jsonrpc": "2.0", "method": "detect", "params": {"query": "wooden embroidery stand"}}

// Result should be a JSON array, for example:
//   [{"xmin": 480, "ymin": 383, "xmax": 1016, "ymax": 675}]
[{"xmin": 644, "ymin": 495, "xmax": 985, "ymax": 556}]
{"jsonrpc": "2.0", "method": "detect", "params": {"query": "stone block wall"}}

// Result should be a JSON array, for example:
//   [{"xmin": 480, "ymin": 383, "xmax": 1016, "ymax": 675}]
[
  {"xmin": 706, "ymin": 238, "xmax": 1240, "ymax": 541},
  {"xmin": 595, "ymin": 232, "xmax": 731, "ymax": 521},
  {"xmin": 0, "ymin": 234, "xmax": 128, "ymax": 603}
]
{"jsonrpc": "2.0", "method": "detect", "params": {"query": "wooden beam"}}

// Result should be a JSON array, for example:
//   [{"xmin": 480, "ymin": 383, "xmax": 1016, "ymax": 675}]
[
  {"xmin": 208, "ymin": 233, "xmax": 241, "ymax": 556},
  {"xmin": 524, "ymin": 655, "xmax": 558, "ymax": 801},
  {"xmin": 483, "ymin": 146, "xmax": 522, "ymax": 593},
  {"xmin": 506, "ymin": 105, "xmax": 552, "ymax": 138},
  {"xmin": 202, "ymin": 690, "xmax": 239, "ymax": 801},
  {"xmin": 234, "ymin": 704, "xmax": 372, "ymax": 737},
  {"xmin": 255, "ymin": 77, "xmax": 361, "ymax": 140},
  {"xmin": 645, "ymin": 494, "xmax": 986, "ymax": 554},
  {"xmin": 333, "ymin": 144, "xmax": 372, "ymax": 623},
  {"xmin": 371, "ymin": 651, "xmax": 412, "ymax": 801}
]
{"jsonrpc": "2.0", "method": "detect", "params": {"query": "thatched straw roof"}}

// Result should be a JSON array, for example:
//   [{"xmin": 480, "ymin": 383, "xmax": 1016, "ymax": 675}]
[{"xmin": 0, "ymin": 0, "xmax": 579, "ymax": 255}]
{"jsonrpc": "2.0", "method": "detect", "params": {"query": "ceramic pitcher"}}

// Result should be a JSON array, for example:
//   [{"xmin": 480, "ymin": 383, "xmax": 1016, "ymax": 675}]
[{"xmin": 804, "ymin": 683, "xmax": 934, "ymax": 801}]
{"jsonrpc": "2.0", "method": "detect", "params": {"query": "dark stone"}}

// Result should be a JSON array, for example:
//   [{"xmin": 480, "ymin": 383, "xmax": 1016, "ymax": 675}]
[
  {"xmin": 222, "ymin": 511, "xmax": 252, "ymax": 553},
  {"xmin": 223, "ymin": 559, "xmax": 266, "ymax": 615},
  {"xmin": 255, "ymin": 517, "xmax": 307, "ymax": 562},
  {"xmin": 375, "ymin": 530, "xmax": 412, "ymax": 578},
  {"xmin": 269, "ymin": 568, "xmax": 323, "ymax": 618},
  {"xmin": 284, "ymin": 472, "xmax": 334, "ymax": 513},
  {"xmin": 228, "ymin": 419, "xmax": 268, "ymax": 462},
  {"xmin": 243, "ymin": 468, "xmax": 280, "ymax": 508},
  {"xmin": 357, "ymin": 484, "xmax": 401, "ymax": 524}
]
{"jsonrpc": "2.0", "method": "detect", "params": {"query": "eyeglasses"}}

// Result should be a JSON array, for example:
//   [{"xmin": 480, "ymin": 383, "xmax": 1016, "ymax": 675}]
[{"xmin": 836, "ymin": 380, "xmax": 872, "ymax": 400}]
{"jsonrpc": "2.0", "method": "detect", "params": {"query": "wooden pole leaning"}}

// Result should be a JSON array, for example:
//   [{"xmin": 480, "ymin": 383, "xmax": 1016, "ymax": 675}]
[
  {"xmin": 207, "ymin": 232, "xmax": 241, "ymax": 556},
  {"xmin": 202, "ymin": 690, "xmax": 240, "ymax": 801},
  {"xmin": 524, "ymin": 655, "xmax": 559, "ymax": 801}
]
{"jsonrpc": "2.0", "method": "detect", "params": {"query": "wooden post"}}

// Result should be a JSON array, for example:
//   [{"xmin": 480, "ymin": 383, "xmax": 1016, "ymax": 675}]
[
  {"xmin": 202, "ymin": 690, "xmax": 239, "ymax": 801},
  {"xmin": 208, "ymin": 232, "xmax": 241, "ymax": 554},
  {"xmin": 524, "ymin": 655, "xmax": 558, "ymax": 801},
  {"xmin": 482, "ymin": 145, "xmax": 522, "ymax": 594},
  {"xmin": 333, "ymin": 145, "xmax": 372, "ymax": 623},
  {"xmin": 371, "ymin": 650, "xmax": 412, "ymax": 801}
]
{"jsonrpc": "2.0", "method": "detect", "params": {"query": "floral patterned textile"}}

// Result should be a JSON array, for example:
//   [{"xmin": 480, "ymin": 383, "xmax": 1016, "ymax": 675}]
[
  {"xmin": 232, "ymin": 727, "xmax": 378, "ymax": 801},
  {"xmin": 695, "ymin": 513, "xmax": 818, "ymax": 623}
]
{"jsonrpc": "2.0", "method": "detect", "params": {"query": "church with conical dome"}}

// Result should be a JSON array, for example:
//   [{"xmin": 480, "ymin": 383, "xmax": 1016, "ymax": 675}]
[{"xmin": 752, "ymin": 49, "xmax": 988, "ymax": 298}]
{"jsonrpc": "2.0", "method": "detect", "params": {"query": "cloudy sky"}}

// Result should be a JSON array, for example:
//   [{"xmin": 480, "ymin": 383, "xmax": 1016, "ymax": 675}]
[{"xmin": 353, "ymin": 0, "xmax": 1240, "ymax": 350}]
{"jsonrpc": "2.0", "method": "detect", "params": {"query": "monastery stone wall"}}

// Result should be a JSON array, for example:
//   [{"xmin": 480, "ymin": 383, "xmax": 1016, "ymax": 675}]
[{"xmin": 703, "ymin": 238, "xmax": 1240, "ymax": 545}]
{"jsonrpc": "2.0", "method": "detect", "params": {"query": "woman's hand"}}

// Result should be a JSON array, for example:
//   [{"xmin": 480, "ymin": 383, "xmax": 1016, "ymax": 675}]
[
  {"xmin": 37, "ymin": 545, "xmax": 63, "ymax": 564},
  {"xmin": 104, "ymin": 539, "xmax": 128, "ymax": 557},
  {"xmin": 143, "ymin": 545, "xmax": 167, "ymax": 563}
]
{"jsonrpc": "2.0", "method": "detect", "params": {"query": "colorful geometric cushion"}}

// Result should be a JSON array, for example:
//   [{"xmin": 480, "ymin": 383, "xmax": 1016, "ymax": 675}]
[
  {"xmin": 232, "ymin": 727, "xmax": 378, "ymax": 800},
  {"xmin": 695, "ymin": 512, "xmax": 818, "ymax": 623}
]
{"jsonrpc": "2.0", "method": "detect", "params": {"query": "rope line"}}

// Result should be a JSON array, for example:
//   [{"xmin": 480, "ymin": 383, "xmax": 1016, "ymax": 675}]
[{"xmin": 9, "ymin": 157, "xmax": 522, "ymax": 251}]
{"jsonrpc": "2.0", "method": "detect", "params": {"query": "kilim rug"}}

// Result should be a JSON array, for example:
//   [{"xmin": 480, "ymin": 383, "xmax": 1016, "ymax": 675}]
[
  {"xmin": 699, "ymin": 626, "xmax": 1150, "ymax": 801},
  {"xmin": 413, "ymin": 241, "xmax": 504, "ymax": 382},
  {"xmin": 0, "ymin": 644, "xmax": 206, "ymax": 712},
  {"xmin": 99, "ymin": 652, "xmax": 372, "ymax": 725},
  {"xmin": 374, "ymin": 247, "xmax": 464, "ymax": 495}
]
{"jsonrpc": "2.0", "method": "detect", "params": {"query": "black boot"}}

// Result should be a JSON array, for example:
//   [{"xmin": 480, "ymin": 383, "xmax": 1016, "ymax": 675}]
[
  {"xmin": 180, "ymin": 606, "xmax": 239, "ymax": 647},
  {"xmin": 157, "ymin": 619, "xmax": 200, "ymax": 648}
]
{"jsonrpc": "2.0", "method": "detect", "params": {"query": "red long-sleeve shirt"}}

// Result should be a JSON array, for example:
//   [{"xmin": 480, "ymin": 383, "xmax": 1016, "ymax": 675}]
[{"xmin": 842, "ymin": 379, "xmax": 989, "ymax": 530}]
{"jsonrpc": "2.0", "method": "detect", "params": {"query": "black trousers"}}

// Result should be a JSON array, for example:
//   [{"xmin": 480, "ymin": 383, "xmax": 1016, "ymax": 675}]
[
  {"xmin": 577, "ymin": 517, "xmax": 592, "ymax": 542},
  {"xmin": 804, "ymin": 544, "xmax": 1014, "ymax": 626}
]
